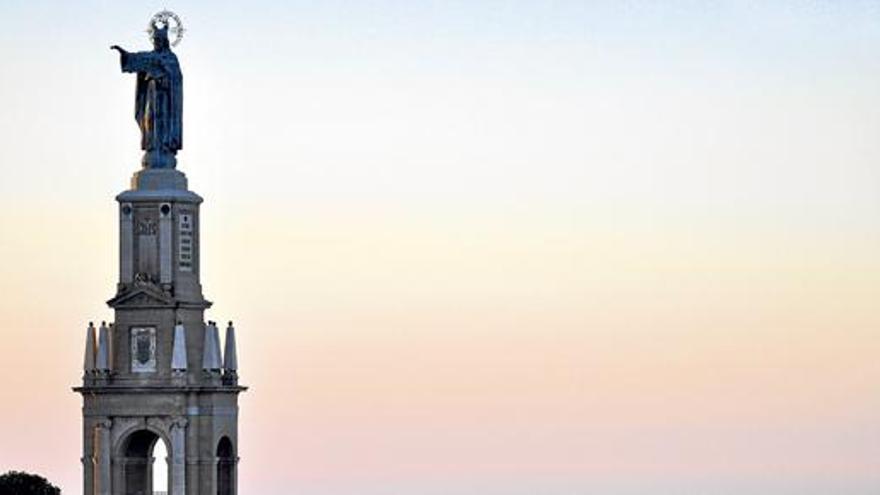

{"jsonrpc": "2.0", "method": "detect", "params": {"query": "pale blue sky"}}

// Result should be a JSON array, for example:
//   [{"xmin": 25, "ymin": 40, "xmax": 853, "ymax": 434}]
[{"xmin": 2, "ymin": 1, "xmax": 879, "ymax": 222}]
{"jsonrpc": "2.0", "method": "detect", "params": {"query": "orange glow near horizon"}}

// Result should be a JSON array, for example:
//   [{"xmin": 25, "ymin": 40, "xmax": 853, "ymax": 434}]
[{"xmin": 2, "ymin": 206, "xmax": 880, "ymax": 492}]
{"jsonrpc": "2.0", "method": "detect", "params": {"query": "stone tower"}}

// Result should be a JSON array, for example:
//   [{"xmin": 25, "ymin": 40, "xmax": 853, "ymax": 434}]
[{"xmin": 75, "ymin": 12, "xmax": 245, "ymax": 495}]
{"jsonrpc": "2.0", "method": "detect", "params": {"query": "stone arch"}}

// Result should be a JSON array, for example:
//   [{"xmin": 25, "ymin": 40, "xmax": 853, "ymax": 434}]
[
  {"xmin": 116, "ymin": 427, "xmax": 171, "ymax": 495},
  {"xmin": 113, "ymin": 420, "xmax": 172, "ymax": 458},
  {"xmin": 216, "ymin": 436, "xmax": 235, "ymax": 495}
]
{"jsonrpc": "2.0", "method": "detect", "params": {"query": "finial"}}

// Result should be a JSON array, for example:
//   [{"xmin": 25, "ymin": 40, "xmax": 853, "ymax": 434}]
[
  {"xmin": 223, "ymin": 320, "xmax": 239, "ymax": 378},
  {"xmin": 95, "ymin": 322, "xmax": 111, "ymax": 372},
  {"xmin": 202, "ymin": 321, "xmax": 222, "ymax": 372},
  {"xmin": 84, "ymin": 322, "xmax": 97, "ymax": 374},
  {"xmin": 172, "ymin": 322, "xmax": 188, "ymax": 372}
]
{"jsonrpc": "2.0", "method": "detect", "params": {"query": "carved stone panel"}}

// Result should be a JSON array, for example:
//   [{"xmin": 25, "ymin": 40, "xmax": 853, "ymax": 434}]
[
  {"xmin": 130, "ymin": 327, "xmax": 157, "ymax": 373},
  {"xmin": 178, "ymin": 211, "xmax": 193, "ymax": 272},
  {"xmin": 136, "ymin": 211, "xmax": 159, "ymax": 279}
]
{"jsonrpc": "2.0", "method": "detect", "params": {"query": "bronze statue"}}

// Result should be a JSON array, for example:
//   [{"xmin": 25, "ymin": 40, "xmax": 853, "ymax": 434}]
[{"xmin": 111, "ymin": 19, "xmax": 183, "ymax": 169}]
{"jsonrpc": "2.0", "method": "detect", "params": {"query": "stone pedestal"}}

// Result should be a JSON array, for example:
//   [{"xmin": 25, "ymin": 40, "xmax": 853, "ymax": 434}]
[
  {"xmin": 76, "ymin": 164, "xmax": 245, "ymax": 495},
  {"xmin": 131, "ymin": 167, "xmax": 188, "ymax": 191}
]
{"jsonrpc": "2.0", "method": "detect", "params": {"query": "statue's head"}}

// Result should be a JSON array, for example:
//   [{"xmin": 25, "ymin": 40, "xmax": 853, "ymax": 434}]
[{"xmin": 151, "ymin": 23, "xmax": 170, "ymax": 51}]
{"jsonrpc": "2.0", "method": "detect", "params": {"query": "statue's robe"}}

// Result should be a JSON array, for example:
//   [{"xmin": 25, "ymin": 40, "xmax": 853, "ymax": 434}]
[{"xmin": 120, "ymin": 49, "xmax": 183, "ymax": 158}]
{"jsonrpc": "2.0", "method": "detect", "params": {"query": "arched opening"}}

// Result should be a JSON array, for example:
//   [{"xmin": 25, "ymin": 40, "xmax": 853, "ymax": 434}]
[
  {"xmin": 120, "ymin": 429, "xmax": 170, "ymax": 495},
  {"xmin": 153, "ymin": 438, "xmax": 168, "ymax": 494},
  {"xmin": 216, "ymin": 437, "xmax": 234, "ymax": 495}
]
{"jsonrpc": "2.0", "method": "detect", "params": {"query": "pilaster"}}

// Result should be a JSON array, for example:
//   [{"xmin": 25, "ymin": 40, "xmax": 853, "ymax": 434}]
[
  {"xmin": 171, "ymin": 416, "xmax": 188, "ymax": 495},
  {"xmin": 93, "ymin": 418, "xmax": 112, "ymax": 495}
]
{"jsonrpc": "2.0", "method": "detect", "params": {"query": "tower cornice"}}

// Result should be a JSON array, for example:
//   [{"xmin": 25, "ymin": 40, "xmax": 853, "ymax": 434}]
[{"xmin": 73, "ymin": 385, "xmax": 248, "ymax": 394}]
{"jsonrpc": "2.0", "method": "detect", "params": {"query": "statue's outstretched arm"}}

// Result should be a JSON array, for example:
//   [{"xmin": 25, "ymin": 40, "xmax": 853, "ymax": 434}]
[{"xmin": 113, "ymin": 48, "xmax": 159, "ymax": 74}]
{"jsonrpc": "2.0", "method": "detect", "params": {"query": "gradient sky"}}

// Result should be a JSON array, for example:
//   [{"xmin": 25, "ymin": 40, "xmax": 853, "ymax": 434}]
[{"xmin": 2, "ymin": 1, "xmax": 880, "ymax": 494}]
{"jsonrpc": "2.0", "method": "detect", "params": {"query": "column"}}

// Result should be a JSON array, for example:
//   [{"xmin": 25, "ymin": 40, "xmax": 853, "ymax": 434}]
[
  {"xmin": 160, "ymin": 203, "xmax": 173, "ymax": 285},
  {"xmin": 93, "ymin": 418, "xmax": 112, "ymax": 495},
  {"xmin": 120, "ymin": 203, "xmax": 134, "ymax": 283},
  {"xmin": 170, "ymin": 417, "xmax": 188, "ymax": 495}
]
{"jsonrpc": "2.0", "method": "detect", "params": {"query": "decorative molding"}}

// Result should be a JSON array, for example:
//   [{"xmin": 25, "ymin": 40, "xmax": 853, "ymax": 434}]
[
  {"xmin": 136, "ymin": 217, "xmax": 158, "ymax": 235},
  {"xmin": 147, "ymin": 416, "xmax": 170, "ymax": 432},
  {"xmin": 107, "ymin": 283, "xmax": 174, "ymax": 308},
  {"xmin": 186, "ymin": 406, "xmax": 238, "ymax": 417},
  {"xmin": 171, "ymin": 416, "xmax": 189, "ymax": 429}
]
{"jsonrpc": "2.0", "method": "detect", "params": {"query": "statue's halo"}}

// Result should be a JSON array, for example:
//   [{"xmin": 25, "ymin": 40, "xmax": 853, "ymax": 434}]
[{"xmin": 147, "ymin": 10, "xmax": 185, "ymax": 47}]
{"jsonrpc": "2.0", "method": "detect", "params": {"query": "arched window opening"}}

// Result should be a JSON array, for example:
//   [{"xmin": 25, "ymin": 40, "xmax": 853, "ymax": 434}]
[
  {"xmin": 120, "ymin": 429, "xmax": 170, "ymax": 495},
  {"xmin": 216, "ymin": 437, "xmax": 234, "ymax": 495},
  {"xmin": 152, "ymin": 438, "xmax": 168, "ymax": 494}
]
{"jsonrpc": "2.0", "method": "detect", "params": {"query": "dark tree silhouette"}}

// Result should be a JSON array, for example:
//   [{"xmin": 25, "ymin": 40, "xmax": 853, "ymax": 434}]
[{"xmin": 0, "ymin": 471, "xmax": 60, "ymax": 495}]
